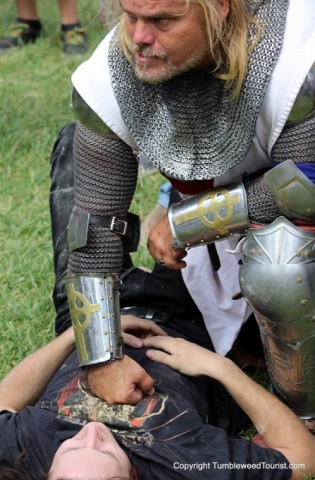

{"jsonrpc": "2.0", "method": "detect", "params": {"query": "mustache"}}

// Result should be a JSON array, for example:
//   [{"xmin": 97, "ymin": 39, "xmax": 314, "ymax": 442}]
[{"xmin": 131, "ymin": 44, "xmax": 167, "ymax": 59}]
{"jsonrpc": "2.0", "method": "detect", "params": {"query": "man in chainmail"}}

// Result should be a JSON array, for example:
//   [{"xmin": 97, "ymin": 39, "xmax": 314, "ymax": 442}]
[{"xmin": 64, "ymin": 0, "xmax": 315, "ymax": 423}]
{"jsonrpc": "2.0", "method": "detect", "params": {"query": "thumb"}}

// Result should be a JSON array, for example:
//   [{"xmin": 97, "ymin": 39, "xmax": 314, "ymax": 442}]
[
  {"xmin": 136, "ymin": 370, "xmax": 155, "ymax": 395},
  {"xmin": 127, "ymin": 387, "xmax": 146, "ymax": 405}
]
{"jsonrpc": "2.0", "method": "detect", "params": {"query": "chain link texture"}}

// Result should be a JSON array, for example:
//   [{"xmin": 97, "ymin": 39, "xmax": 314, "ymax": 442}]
[{"xmin": 68, "ymin": 122, "xmax": 138, "ymax": 274}]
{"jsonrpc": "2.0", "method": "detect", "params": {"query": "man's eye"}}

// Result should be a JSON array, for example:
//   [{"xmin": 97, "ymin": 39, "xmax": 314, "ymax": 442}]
[{"xmin": 154, "ymin": 18, "xmax": 171, "ymax": 25}]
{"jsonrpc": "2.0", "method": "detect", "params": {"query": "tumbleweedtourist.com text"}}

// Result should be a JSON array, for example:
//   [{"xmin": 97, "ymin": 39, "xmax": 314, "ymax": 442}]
[{"xmin": 173, "ymin": 462, "xmax": 305, "ymax": 471}]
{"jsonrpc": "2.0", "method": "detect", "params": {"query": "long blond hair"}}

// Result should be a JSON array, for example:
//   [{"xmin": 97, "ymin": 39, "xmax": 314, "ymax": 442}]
[{"xmin": 103, "ymin": 0, "xmax": 259, "ymax": 98}]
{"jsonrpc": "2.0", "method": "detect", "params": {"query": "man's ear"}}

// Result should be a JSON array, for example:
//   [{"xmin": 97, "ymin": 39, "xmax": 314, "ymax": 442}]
[{"xmin": 219, "ymin": 0, "xmax": 229, "ymax": 20}]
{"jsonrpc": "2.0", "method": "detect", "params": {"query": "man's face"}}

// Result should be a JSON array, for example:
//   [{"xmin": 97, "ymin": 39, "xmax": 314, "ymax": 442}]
[
  {"xmin": 120, "ymin": 0, "xmax": 213, "ymax": 83},
  {"xmin": 49, "ymin": 422, "xmax": 131, "ymax": 479}
]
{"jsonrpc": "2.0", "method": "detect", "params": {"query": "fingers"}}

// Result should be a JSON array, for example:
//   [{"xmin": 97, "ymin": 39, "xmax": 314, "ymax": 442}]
[
  {"xmin": 146, "ymin": 348, "xmax": 174, "ymax": 368},
  {"xmin": 147, "ymin": 215, "xmax": 187, "ymax": 270},
  {"xmin": 142, "ymin": 335, "xmax": 177, "ymax": 352},
  {"xmin": 122, "ymin": 332, "xmax": 143, "ymax": 348},
  {"xmin": 148, "ymin": 242, "xmax": 187, "ymax": 270},
  {"xmin": 121, "ymin": 316, "xmax": 167, "ymax": 348},
  {"xmin": 135, "ymin": 368, "xmax": 155, "ymax": 396},
  {"xmin": 121, "ymin": 315, "xmax": 166, "ymax": 336},
  {"xmin": 127, "ymin": 388, "xmax": 145, "ymax": 405},
  {"xmin": 158, "ymin": 250, "xmax": 187, "ymax": 270}
]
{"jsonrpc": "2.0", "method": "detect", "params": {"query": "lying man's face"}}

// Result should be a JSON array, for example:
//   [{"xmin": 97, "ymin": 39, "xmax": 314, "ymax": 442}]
[
  {"xmin": 49, "ymin": 422, "xmax": 132, "ymax": 479},
  {"xmin": 120, "ymin": 0, "xmax": 213, "ymax": 83}
]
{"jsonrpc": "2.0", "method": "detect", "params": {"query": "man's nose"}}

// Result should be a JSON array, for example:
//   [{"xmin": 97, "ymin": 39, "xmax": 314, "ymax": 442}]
[
  {"xmin": 132, "ymin": 20, "xmax": 155, "ymax": 46},
  {"xmin": 81, "ymin": 423, "xmax": 103, "ymax": 447}
]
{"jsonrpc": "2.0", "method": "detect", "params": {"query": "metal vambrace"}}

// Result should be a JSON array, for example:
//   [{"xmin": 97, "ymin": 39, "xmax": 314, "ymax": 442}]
[
  {"xmin": 67, "ymin": 121, "xmax": 138, "ymax": 366},
  {"xmin": 64, "ymin": 274, "xmax": 123, "ymax": 367},
  {"xmin": 168, "ymin": 182, "xmax": 250, "ymax": 248},
  {"xmin": 239, "ymin": 217, "xmax": 315, "ymax": 423}
]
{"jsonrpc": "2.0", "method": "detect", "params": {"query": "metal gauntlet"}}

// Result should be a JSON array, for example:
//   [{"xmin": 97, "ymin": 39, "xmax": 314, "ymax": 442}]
[
  {"xmin": 65, "ymin": 274, "xmax": 123, "ymax": 367},
  {"xmin": 169, "ymin": 182, "xmax": 250, "ymax": 248}
]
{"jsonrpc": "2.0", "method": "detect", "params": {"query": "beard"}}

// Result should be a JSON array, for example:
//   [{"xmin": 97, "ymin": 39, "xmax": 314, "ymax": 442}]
[{"xmin": 131, "ymin": 41, "xmax": 209, "ymax": 84}]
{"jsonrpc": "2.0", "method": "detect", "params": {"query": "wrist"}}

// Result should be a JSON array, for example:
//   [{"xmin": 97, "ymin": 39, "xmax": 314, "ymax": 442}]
[{"xmin": 201, "ymin": 353, "xmax": 235, "ymax": 381}]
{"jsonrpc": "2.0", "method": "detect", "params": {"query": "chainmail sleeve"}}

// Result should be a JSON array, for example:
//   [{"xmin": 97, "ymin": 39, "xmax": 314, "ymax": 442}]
[
  {"xmin": 68, "ymin": 121, "xmax": 138, "ymax": 274},
  {"xmin": 245, "ymin": 112, "xmax": 315, "ymax": 225},
  {"xmin": 245, "ymin": 175, "xmax": 282, "ymax": 225}
]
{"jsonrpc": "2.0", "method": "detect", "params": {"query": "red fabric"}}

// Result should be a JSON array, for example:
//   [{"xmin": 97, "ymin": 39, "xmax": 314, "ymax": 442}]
[{"xmin": 165, "ymin": 176, "xmax": 214, "ymax": 195}]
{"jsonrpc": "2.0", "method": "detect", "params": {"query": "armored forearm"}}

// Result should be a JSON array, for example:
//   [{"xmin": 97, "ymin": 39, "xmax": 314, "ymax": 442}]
[
  {"xmin": 169, "ymin": 182, "xmax": 251, "ymax": 249},
  {"xmin": 169, "ymin": 159, "xmax": 315, "ymax": 249},
  {"xmin": 66, "ymin": 121, "xmax": 138, "ymax": 367}
]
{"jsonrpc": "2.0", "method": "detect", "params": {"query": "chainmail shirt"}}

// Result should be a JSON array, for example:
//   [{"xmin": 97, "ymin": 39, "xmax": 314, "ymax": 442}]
[{"xmin": 108, "ymin": 0, "xmax": 289, "ymax": 181}]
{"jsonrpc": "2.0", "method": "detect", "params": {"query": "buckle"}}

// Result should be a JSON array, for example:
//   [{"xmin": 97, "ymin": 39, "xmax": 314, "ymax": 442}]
[{"xmin": 110, "ymin": 216, "xmax": 128, "ymax": 236}]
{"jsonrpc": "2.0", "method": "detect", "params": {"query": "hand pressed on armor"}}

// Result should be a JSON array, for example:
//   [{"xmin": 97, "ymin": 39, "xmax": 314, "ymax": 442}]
[
  {"xmin": 87, "ymin": 355, "xmax": 155, "ymax": 405},
  {"xmin": 121, "ymin": 314, "xmax": 167, "ymax": 348},
  {"xmin": 147, "ymin": 215, "xmax": 187, "ymax": 270}
]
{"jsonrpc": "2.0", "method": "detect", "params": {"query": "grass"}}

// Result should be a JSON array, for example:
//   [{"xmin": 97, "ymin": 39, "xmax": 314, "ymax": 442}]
[
  {"xmin": 0, "ymin": 1, "xmax": 165, "ymax": 378},
  {"xmin": 0, "ymin": 5, "xmax": 314, "ymax": 475}
]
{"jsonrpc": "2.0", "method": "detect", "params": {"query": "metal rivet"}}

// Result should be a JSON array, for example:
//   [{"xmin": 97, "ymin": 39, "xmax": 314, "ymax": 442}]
[
  {"xmin": 100, "ymin": 296, "xmax": 104, "ymax": 300},
  {"xmin": 305, "ymin": 250, "xmax": 311, "ymax": 257},
  {"xmin": 112, "ymin": 330, "xmax": 115, "ymax": 334},
  {"xmin": 216, "ymin": 236, "xmax": 220, "ymax": 239},
  {"xmin": 186, "ymin": 243, "xmax": 190, "ymax": 247},
  {"xmin": 111, "ymin": 314, "xmax": 114, "ymax": 317},
  {"xmin": 104, "ymin": 331, "xmax": 108, "ymax": 335},
  {"xmin": 296, "ymin": 277, "xmax": 303, "ymax": 284},
  {"xmin": 200, "ymin": 239, "xmax": 204, "ymax": 243},
  {"xmin": 296, "ymin": 250, "xmax": 302, "ymax": 257},
  {"xmin": 291, "ymin": 340, "xmax": 298, "ymax": 346},
  {"xmin": 301, "ymin": 300, "xmax": 308, "ymax": 306},
  {"xmin": 106, "ymin": 348, "xmax": 110, "ymax": 352},
  {"xmin": 99, "ymin": 280, "xmax": 103, "ymax": 284},
  {"xmin": 257, "ymin": 249, "xmax": 263, "ymax": 255},
  {"xmin": 312, "ymin": 317, "xmax": 315, "ymax": 323},
  {"xmin": 250, "ymin": 249, "xmax": 255, "ymax": 255},
  {"xmin": 240, "ymin": 277, "xmax": 244, "ymax": 283},
  {"xmin": 102, "ymin": 315, "xmax": 106, "ymax": 319}
]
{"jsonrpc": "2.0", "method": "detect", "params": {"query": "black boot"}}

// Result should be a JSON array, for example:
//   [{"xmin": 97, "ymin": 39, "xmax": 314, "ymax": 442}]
[
  {"xmin": 49, "ymin": 123, "xmax": 76, "ymax": 335},
  {"xmin": 0, "ymin": 18, "xmax": 42, "ymax": 53}
]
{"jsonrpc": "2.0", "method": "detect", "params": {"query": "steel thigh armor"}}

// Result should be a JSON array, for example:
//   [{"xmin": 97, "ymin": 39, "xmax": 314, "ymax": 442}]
[{"xmin": 239, "ymin": 217, "xmax": 315, "ymax": 420}]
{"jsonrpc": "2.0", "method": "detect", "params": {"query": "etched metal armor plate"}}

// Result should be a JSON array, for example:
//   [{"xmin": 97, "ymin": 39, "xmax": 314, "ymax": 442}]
[{"xmin": 240, "ymin": 217, "xmax": 315, "ymax": 419}]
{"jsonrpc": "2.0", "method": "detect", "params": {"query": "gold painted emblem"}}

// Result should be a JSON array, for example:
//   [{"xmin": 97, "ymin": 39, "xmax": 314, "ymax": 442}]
[
  {"xmin": 67, "ymin": 283, "xmax": 101, "ymax": 362},
  {"xmin": 174, "ymin": 188, "xmax": 240, "ymax": 235}
]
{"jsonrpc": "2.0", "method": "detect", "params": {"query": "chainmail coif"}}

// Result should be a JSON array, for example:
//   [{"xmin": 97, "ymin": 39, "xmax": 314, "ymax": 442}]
[
  {"xmin": 68, "ymin": 122, "xmax": 138, "ymax": 274},
  {"xmin": 108, "ymin": 0, "xmax": 289, "ymax": 181}
]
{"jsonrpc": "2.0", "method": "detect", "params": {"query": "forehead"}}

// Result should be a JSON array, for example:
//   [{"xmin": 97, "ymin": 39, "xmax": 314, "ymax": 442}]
[{"xmin": 120, "ymin": 0, "xmax": 189, "ymax": 16}]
